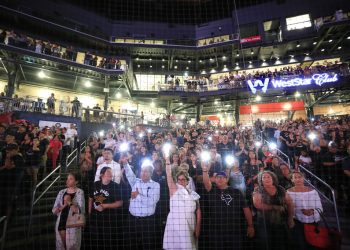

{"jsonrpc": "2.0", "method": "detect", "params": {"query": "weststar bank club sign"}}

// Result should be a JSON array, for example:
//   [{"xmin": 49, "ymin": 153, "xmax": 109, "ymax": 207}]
[{"xmin": 247, "ymin": 73, "xmax": 339, "ymax": 94}]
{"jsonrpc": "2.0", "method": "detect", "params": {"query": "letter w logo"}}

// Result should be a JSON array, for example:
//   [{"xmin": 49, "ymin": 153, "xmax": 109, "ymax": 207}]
[{"xmin": 247, "ymin": 78, "xmax": 269, "ymax": 94}]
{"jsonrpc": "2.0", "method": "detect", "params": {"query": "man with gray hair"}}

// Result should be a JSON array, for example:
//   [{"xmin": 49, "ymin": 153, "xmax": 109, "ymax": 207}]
[{"xmin": 122, "ymin": 157, "xmax": 160, "ymax": 249}]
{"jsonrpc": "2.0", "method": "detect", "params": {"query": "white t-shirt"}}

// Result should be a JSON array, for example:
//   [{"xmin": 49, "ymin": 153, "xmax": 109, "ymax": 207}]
[
  {"xmin": 94, "ymin": 161, "xmax": 122, "ymax": 184},
  {"xmin": 287, "ymin": 189, "xmax": 323, "ymax": 223},
  {"xmin": 299, "ymin": 155, "xmax": 312, "ymax": 165},
  {"xmin": 66, "ymin": 128, "xmax": 78, "ymax": 139}
]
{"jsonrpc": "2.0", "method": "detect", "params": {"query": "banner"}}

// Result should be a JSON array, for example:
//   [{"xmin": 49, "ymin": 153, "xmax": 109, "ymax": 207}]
[
  {"xmin": 240, "ymin": 35, "xmax": 261, "ymax": 43},
  {"xmin": 240, "ymin": 101, "xmax": 305, "ymax": 114},
  {"xmin": 39, "ymin": 120, "xmax": 74, "ymax": 129}
]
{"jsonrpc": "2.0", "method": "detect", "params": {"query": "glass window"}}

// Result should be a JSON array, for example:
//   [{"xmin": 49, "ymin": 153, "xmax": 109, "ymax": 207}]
[{"xmin": 286, "ymin": 14, "xmax": 312, "ymax": 31}]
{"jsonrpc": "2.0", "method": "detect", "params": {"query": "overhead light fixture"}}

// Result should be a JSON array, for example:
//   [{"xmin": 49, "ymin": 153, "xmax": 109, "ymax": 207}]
[
  {"xmin": 162, "ymin": 58, "xmax": 165, "ymax": 61},
  {"xmin": 347, "ymin": 36, "xmax": 350, "ymax": 40},
  {"xmin": 150, "ymin": 101, "xmax": 155, "ymax": 108},
  {"xmin": 136, "ymin": 57, "xmax": 139, "ymax": 61},
  {"xmin": 290, "ymin": 55, "xmax": 294, "ymax": 58},
  {"xmin": 150, "ymin": 65, "xmax": 153, "ymax": 68},
  {"xmin": 210, "ymin": 68, "xmax": 216, "ymax": 73},
  {"xmin": 236, "ymin": 62, "xmax": 239, "ymax": 66},
  {"xmin": 250, "ymin": 49, "xmax": 254, "ymax": 55},
  {"xmin": 214, "ymin": 100, "xmax": 218, "ymax": 105},
  {"xmin": 199, "ymin": 60, "xmax": 203, "ymax": 63},
  {"xmin": 295, "ymin": 91, "xmax": 301, "ymax": 97},
  {"xmin": 249, "ymin": 61, "xmax": 252, "ymax": 64},
  {"xmin": 162, "ymin": 65, "xmax": 165, "ymax": 68},
  {"xmin": 313, "ymin": 41, "xmax": 317, "ymax": 45},
  {"xmin": 137, "ymin": 65, "xmax": 140, "ymax": 68},
  {"xmin": 321, "ymin": 48, "xmax": 325, "ymax": 52},
  {"xmin": 176, "ymin": 60, "xmax": 178, "ymax": 62},
  {"xmin": 188, "ymin": 60, "xmax": 191, "ymax": 63},
  {"xmin": 262, "ymin": 59, "xmax": 266, "ymax": 62},
  {"xmin": 210, "ymin": 58, "xmax": 213, "ymax": 61},
  {"xmin": 179, "ymin": 102, "xmax": 183, "ymax": 106},
  {"xmin": 296, "ymin": 41, "xmax": 301, "ymax": 48},
  {"xmin": 222, "ymin": 56, "xmax": 226, "ymax": 60},
  {"xmin": 305, "ymin": 53, "xmax": 309, "ymax": 56},
  {"xmin": 116, "ymin": 92, "xmax": 122, "ymax": 99},
  {"xmin": 236, "ymin": 52, "xmax": 239, "ymax": 57},
  {"xmin": 174, "ymin": 65, "xmax": 178, "ymax": 69},
  {"xmin": 37, "ymin": 70, "xmax": 47, "ymax": 79},
  {"xmin": 255, "ymin": 95, "xmax": 262, "ymax": 101},
  {"xmin": 338, "ymin": 46, "xmax": 342, "ymax": 50},
  {"xmin": 186, "ymin": 66, "xmax": 189, "ymax": 70},
  {"xmin": 149, "ymin": 58, "xmax": 152, "ymax": 61},
  {"xmin": 329, "ymin": 39, "xmax": 333, "ymax": 43},
  {"xmin": 84, "ymin": 80, "xmax": 92, "ymax": 88}
]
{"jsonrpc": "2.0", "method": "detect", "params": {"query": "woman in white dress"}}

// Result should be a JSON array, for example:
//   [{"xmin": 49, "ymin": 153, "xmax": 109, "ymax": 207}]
[
  {"xmin": 163, "ymin": 157, "xmax": 201, "ymax": 250},
  {"xmin": 52, "ymin": 172, "xmax": 85, "ymax": 250}
]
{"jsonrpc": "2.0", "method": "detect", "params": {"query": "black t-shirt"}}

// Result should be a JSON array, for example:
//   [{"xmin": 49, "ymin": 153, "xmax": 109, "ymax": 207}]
[
  {"xmin": 39, "ymin": 138, "xmax": 49, "ymax": 156},
  {"xmin": 89, "ymin": 181, "xmax": 122, "ymax": 218},
  {"xmin": 217, "ymin": 142, "xmax": 233, "ymax": 157},
  {"xmin": 342, "ymin": 156, "xmax": 350, "ymax": 172},
  {"xmin": 206, "ymin": 186, "xmax": 247, "ymax": 235}
]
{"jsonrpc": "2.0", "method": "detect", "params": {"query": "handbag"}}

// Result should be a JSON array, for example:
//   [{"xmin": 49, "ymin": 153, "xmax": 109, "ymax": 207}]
[
  {"xmin": 304, "ymin": 208, "xmax": 342, "ymax": 250},
  {"xmin": 66, "ymin": 208, "xmax": 86, "ymax": 228}
]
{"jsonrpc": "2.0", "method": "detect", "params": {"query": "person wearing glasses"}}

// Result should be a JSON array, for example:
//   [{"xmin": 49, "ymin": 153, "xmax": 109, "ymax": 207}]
[
  {"xmin": 163, "ymin": 157, "xmax": 201, "ymax": 250},
  {"xmin": 123, "ymin": 157, "xmax": 160, "ymax": 249}
]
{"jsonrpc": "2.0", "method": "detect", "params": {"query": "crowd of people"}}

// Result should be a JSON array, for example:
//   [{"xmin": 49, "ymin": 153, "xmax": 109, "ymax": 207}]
[
  {"xmin": 49, "ymin": 116, "xmax": 348, "ymax": 249},
  {"xmin": 0, "ymin": 120, "xmax": 78, "ymax": 217},
  {"xmin": 0, "ymin": 29, "xmax": 122, "ymax": 70},
  {"xmin": 161, "ymin": 61, "xmax": 350, "ymax": 92},
  {"xmin": 1, "ymin": 115, "xmax": 349, "ymax": 249}
]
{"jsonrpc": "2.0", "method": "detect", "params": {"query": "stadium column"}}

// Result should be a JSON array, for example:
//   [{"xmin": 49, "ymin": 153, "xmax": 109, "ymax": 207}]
[
  {"xmin": 104, "ymin": 75, "xmax": 109, "ymax": 110},
  {"xmin": 6, "ymin": 65, "xmax": 19, "ymax": 97},
  {"xmin": 234, "ymin": 100, "xmax": 240, "ymax": 126},
  {"xmin": 196, "ymin": 101, "xmax": 202, "ymax": 123},
  {"xmin": 303, "ymin": 93, "xmax": 315, "ymax": 119}
]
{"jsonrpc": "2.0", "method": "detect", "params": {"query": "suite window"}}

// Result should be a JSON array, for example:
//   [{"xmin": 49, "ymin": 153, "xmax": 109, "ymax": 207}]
[{"xmin": 286, "ymin": 14, "xmax": 312, "ymax": 31}]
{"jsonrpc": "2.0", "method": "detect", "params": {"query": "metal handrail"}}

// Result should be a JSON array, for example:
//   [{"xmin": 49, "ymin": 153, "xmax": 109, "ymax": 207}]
[
  {"xmin": 263, "ymin": 139, "xmax": 292, "ymax": 169},
  {"xmin": 298, "ymin": 165, "xmax": 341, "ymax": 231},
  {"xmin": 0, "ymin": 216, "xmax": 7, "ymax": 250},
  {"xmin": 27, "ymin": 141, "xmax": 85, "ymax": 237},
  {"xmin": 27, "ymin": 164, "xmax": 61, "ymax": 237}
]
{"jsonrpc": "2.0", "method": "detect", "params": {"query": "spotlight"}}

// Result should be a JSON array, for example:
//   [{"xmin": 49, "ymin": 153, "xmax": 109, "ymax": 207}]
[
  {"xmin": 162, "ymin": 65, "xmax": 165, "ymax": 68},
  {"xmin": 162, "ymin": 58, "xmax": 165, "ymax": 61},
  {"xmin": 255, "ymin": 141, "xmax": 262, "ymax": 147},
  {"xmin": 163, "ymin": 143, "xmax": 172, "ymax": 157},
  {"xmin": 99, "ymin": 131, "xmax": 104, "ymax": 137},
  {"xmin": 200, "ymin": 151, "xmax": 211, "ymax": 162},
  {"xmin": 38, "ymin": 70, "xmax": 47, "ymax": 79},
  {"xmin": 296, "ymin": 41, "xmax": 301, "ymax": 48},
  {"xmin": 139, "ymin": 133, "xmax": 144, "ymax": 138},
  {"xmin": 147, "ymin": 128, "xmax": 152, "ymax": 133},
  {"xmin": 119, "ymin": 142, "xmax": 129, "ymax": 152},
  {"xmin": 208, "ymin": 136, "xmax": 212, "ymax": 141},
  {"xmin": 321, "ymin": 48, "xmax": 325, "ymax": 52},
  {"xmin": 329, "ymin": 39, "xmax": 333, "ymax": 43},
  {"xmin": 84, "ymin": 80, "xmax": 92, "ymax": 88},
  {"xmin": 308, "ymin": 133, "xmax": 317, "ymax": 141},
  {"xmin": 236, "ymin": 52, "xmax": 239, "ymax": 57},
  {"xmin": 225, "ymin": 155, "xmax": 235, "ymax": 166},
  {"xmin": 112, "ymin": 123, "xmax": 116, "ymax": 127},
  {"xmin": 295, "ymin": 91, "xmax": 301, "ymax": 97},
  {"xmin": 268, "ymin": 142, "xmax": 277, "ymax": 150},
  {"xmin": 313, "ymin": 41, "xmax": 317, "ymax": 45},
  {"xmin": 338, "ymin": 46, "xmax": 342, "ymax": 50},
  {"xmin": 255, "ymin": 95, "xmax": 262, "ymax": 101}
]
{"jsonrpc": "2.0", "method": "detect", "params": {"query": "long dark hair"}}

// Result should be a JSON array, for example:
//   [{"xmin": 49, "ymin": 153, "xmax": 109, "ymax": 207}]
[{"xmin": 99, "ymin": 167, "xmax": 111, "ymax": 181}]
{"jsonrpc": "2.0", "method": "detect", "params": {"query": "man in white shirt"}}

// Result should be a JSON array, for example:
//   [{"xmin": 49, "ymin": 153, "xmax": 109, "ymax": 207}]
[
  {"xmin": 123, "ymin": 157, "xmax": 160, "ymax": 249},
  {"xmin": 66, "ymin": 123, "xmax": 78, "ymax": 149},
  {"xmin": 94, "ymin": 148, "xmax": 122, "ymax": 184}
]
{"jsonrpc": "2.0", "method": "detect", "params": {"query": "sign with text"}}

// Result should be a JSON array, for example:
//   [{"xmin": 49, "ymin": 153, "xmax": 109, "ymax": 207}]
[
  {"xmin": 240, "ymin": 35, "xmax": 261, "ymax": 43},
  {"xmin": 247, "ymin": 73, "xmax": 339, "ymax": 94}
]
